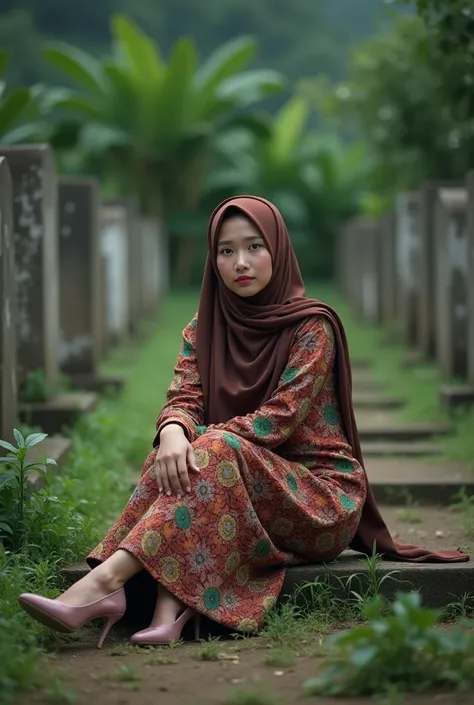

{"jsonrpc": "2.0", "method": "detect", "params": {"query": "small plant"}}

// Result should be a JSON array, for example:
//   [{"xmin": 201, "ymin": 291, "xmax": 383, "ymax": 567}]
[
  {"xmin": 194, "ymin": 636, "xmax": 223, "ymax": 661},
  {"xmin": 0, "ymin": 429, "xmax": 56, "ymax": 549},
  {"xmin": 303, "ymin": 591, "xmax": 474, "ymax": 697},
  {"xmin": 222, "ymin": 690, "xmax": 275, "ymax": 705},
  {"xmin": 19, "ymin": 370, "xmax": 50, "ymax": 403},
  {"xmin": 264, "ymin": 647, "xmax": 295, "ymax": 668},
  {"xmin": 107, "ymin": 664, "xmax": 140, "ymax": 682}
]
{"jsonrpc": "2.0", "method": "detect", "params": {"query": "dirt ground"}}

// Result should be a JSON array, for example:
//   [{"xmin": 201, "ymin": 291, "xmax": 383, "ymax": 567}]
[
  {"xmin": 17, "ymin": 504, "xmax": 473, "ymax": 705},
  {"xmin": 18, "ymin": 635, "xmax": 474, "ymax": 705}
]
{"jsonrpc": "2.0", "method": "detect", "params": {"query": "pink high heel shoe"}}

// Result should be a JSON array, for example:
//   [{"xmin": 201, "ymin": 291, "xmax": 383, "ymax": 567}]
[
  {"xmin": 18, "ymin": 587, "xmax": 126, "ymax": 649},
  {"xmin": 130, "ymin": 607, "xmax": 201, "ymax": 645}
]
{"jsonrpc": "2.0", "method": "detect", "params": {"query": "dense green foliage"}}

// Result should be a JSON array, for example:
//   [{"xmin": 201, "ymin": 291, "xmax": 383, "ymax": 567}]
[{"xmin": 313, "ymin": 6, "xmax": 474, "ymax": 212}]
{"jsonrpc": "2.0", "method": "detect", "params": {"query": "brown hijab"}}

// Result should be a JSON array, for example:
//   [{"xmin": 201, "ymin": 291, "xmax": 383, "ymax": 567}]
[{"xmin": 196, "ymin": 195, "xmax": 468, "ymax": 563}]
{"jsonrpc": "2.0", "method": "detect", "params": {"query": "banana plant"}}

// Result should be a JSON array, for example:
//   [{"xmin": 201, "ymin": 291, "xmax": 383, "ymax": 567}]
[
  {"xmin": 0, "ymin": 51, "xmax": 47, "ymax": 145},
  {"xmin": 42, "ymin": 15, "xmax": 285, "ymax": 217}
]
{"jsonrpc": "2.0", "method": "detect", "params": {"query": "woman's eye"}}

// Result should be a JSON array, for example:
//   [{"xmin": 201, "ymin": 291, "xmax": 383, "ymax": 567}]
[
  {"xmin": 220, "ymin": 248, "xmax": 232, "ymax": 255},
  {"xmin": 250, "ymin": 243, "xmax": 262, "ymax": 250}
]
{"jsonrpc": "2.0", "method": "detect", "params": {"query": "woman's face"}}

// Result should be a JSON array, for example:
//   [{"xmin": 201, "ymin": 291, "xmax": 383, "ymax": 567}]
[{"xmin": 216, "ymin": 215, "xmax": 273, "ymax": 297}]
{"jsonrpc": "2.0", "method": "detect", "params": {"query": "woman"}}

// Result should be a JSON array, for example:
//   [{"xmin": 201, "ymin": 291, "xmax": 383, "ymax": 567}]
[{"xmin": 18, "ymin": 196, "xmax": 468, "ymax": 649}]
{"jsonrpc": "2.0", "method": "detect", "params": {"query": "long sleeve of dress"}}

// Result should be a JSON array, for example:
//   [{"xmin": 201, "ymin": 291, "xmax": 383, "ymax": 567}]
[
  {"xmin": 153, "ymin": 315, "xmax": 205, "ymax": 446},
  {"xmin": 205, "ymin": 316, "xmax": 336, "ymax": 449}
]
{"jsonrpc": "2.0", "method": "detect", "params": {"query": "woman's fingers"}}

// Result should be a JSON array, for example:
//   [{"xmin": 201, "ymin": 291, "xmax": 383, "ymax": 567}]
[
  {"xmin": 187, "ymin": 446, "xmax": 200, "ymax": 474},
  {"xmin": 176, "ymin": 455, "xmax": 191, "ymax": 494},
  {"xmin": 160, "ymin": 463, "xmax": 172, "ymax": 496},
  {"xmin": 155, "ymin": 459, "xmax": 163, "ymax": 493},
  {"xmin": 167, "ymin": 459, "xmax": 184, "ymax": 497}
]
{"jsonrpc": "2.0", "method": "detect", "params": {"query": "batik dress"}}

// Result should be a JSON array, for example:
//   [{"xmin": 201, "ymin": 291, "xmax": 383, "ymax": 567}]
[{"xmin": 87, "ymin": 314, "xmax": 367, "ymax": 633}]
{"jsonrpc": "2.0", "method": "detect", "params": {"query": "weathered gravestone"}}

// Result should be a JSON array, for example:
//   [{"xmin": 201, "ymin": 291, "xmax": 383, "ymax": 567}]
[
  {"xmin": 345, "ymin": 217, "xmax": 381, "ymax": 324},
  {"xmin": 103, "ymin": 198, "xmax": 143, "ymax": 336},
  {"xmin": 434, "ymin": 186, "xmax": 474, "ymax": 411},
  {"xmin": 434, "ymin": 188, "xmax": 469, "ymax": 380},
  {"xmin": 378, "ymin": 212, "xmax": 397, "ymax": 325},
  {"xmin": 467, "ymin": 172, "xmax": 474, "ymax": 388},
  {"xmin": 140, "ymin": 216, "xmax": 165, "ymax": 318},
  {"xmin": 418, "ymin": 181, "xmax": 463, "ymax": 361},
  {"xmin": 100, "ymin": 204, "xmax": 130, "ymax": 344},
  {"xmin": 0, "ymin": 158, "xmax": 17, "ymax": 445},
  {"xmin": 58, "ymin": 179, "xmax": 123, "ymax": 393},
  {"xmin": 0, "ymin": 145, "xmax": 60, "ymax": 397},
  {"xmin": 0, "ymin": 146, "xmax": 97, "ymax": 434},
  {"xmin": 395, "ymin": 192, "xmax": 421, "ymax": 347}
]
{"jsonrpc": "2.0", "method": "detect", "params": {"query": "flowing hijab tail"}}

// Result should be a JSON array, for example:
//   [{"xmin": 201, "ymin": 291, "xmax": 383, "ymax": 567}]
[{"xmin": 324, "ymin": 308, "xmax": 469, "ymax": 564}]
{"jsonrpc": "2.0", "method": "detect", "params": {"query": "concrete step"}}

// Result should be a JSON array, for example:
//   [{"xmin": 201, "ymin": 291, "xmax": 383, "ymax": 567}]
[
  {"xmin": 62, "ymin": 541, "xmax": 473, "ymax": 611},
  {"xmin": 25, "ymin": 435, "xmax": 72, "ymax": 491},
  {"xmin": 365, "ymin": 457, "xmax": 474, "ymax": 505},
  {"xmin": 19, "ymin": 392, "xmax": 98, "ymax": 435},
  {"xmin": 355, "ymin": 409, "xmax": 450, "ymax": 442},
  {"xmin": 352, "ymin": 391, "xmax": 405, "ymax": 410},
  {"xmin": 361, "ymin": 440, "xmax": 444, "ymax": 457},
  {"xmin": 282, "ymin": 551, "xmax": 472, "ymax": 609}
]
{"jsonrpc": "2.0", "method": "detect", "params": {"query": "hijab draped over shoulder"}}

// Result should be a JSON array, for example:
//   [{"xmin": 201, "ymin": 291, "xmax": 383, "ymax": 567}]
[{"xmin": 195, "ymin": 195, "xmax": 468, "ymax": 564}]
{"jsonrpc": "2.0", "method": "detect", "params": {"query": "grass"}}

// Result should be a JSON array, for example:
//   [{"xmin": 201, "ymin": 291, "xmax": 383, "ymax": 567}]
[{"xmin": 0, "ymin": 292, "xmax": 199, "ymax": 704}]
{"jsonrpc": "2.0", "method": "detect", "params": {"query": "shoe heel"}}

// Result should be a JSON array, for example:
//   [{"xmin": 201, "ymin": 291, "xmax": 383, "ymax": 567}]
[
  {"xmin": 193, "ymin": 613, "xmax": 201, "ymax": 641},
  {"xmin": 97, "ymin": 613, "xmax": 122, "ymax": 649}
]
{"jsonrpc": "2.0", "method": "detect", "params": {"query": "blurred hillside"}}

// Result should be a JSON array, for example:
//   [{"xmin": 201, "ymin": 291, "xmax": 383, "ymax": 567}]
[{"xmin": 0, "ymin": 0, "xmax": 395, "ymax": 89}]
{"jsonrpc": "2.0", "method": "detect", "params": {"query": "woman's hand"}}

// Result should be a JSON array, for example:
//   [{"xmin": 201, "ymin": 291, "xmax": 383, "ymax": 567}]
[{"xmin": 154, "ymin": 424, "xmax": 200, "ymax": 497}]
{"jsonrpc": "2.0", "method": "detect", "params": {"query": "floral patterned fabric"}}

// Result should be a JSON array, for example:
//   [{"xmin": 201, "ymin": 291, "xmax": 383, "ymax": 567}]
[{"xmin": 87, "ymin": 315, "xmax": 367, "ymax": 632}]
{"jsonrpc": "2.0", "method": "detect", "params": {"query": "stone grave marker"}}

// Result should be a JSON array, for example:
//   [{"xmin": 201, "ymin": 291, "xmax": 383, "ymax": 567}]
[
  {"xmin": 434, "ymin": 187, "xmax": 469, "ymax": 380},
  {"xmin": 100, "ymin": 204, "xmax": 130, "ymax": 343},
  {"xmin": 0, "ymin": 158, "xmax": 17, "ymax": 444},
  {"xmin": 395, "ymin": 192, "xmax": 421, "ymax": 346},
  {"xmin": 418, "ymin": 181, "xmax": 463, "ymax": 361},
  {"xmin": 379, "ymin": 211, "xmax": 397, "ymax": 325},
  {"xmin": 58, "ymin": 178, "xmax": 101, "ymax": 375},
  {"xmin": 140, "ymin": 216, "xmax": 164, "ymax": 317},
  {"xmin": 58, "ymin": 179, "xmax": 124, "ymax": 393},
  {"xmin": 103, "ymin": 198, "xmax": 143, "ymax": 336},
  {"xmin": 0, "ymin": 145, "xmax": 59, "ymax": 397},
  {"xmin": 466, "ymin": 172, "xmax": 474, "ymax": 388}
]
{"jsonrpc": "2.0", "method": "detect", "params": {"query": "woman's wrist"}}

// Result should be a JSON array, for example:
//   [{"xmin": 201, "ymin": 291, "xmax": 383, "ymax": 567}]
[{"xmin": 160, "ymin": 423, "xmax": 186, "ymax": 438}]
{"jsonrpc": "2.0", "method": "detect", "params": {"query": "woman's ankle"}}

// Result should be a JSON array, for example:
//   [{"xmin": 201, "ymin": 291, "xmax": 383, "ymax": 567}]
[{"xmin": 90, "ymin": 565, "xmax": 125, "ymax": 592}]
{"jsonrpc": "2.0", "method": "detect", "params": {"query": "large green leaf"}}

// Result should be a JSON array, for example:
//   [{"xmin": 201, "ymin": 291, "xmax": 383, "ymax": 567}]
[
  {"xmin": 217, "ymin": 69, "xmax": 285, "ymax": 107},
  {"xmin": 79, "ymin": 122, "xmax": 131, "ymax": 153},
  {"xmin": 0, "ymin": 88, "xmax": 31, "ymax": 139},
  {"xmin": 111, "ymin": 15, "xmax": 164, "ymax": 86},
  {"xmin": 151, "ymin": 38, "xmax": 197, "ymax": 149},
  {"xmin": 2, "ymin": 122, "xmax": 50, "ymax": 145},
  {"xmin": 43, "ymin": 42, "xmax": 108, "ymax": 96},
  {"xmin": 269, "ymin": 96, "xmax": 310, "ymax": 165},
  {"xmin": 193, "ymin": 37, "xmax": 257, "ymax": 117},
  {"xmin": 102, "ymin": 62, "xmax": 138, "ymax": 130},
  {"xmin": 47, "ymin": 91, "xmax": 104, "ymax": 120}
]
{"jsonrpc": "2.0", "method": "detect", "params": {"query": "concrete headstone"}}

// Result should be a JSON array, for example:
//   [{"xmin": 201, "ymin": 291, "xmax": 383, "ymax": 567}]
[
  {"xmin": 434, "ymin": 188, "xmax": 469, "ymax": 379},
  {"xmin": 395, "ymin": 192, "xmax": 421, "ymax": 346},
  {"xmin": 0, "ymin": 158, "xmax": 17, "ymax": 443},
  {"xmin": 0, "ymin": 145, "xmax": 59, "ymax": 397},
  {"xmin": 58, "ymin": 178, "xmax": 101, "ymax": 375}
]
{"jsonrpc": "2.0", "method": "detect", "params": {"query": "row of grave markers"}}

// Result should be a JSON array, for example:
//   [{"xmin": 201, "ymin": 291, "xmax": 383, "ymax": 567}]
[
  {"xmin": 337, "ymin": 173, "xmax": 474, "ymax": 406},
  {"xmin": 0, "ymin": 144, "xmax": 168, "ymax": 445}
]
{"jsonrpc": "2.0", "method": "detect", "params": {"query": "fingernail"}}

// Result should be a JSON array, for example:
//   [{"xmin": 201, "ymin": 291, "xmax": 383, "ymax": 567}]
[
  {"xmin": 177, "ymin": 494, "xmax": 182, "ymax": 499},
  {"xmin": 159, "ymin": 487, "xmax": 162, "ymax": 493},
  {"xmin": 186, "ymin": 487, "xmax": 191, "ymax": 493},
  {"xmin": 166, "ymin": 491, "xmax": 171, "ymax": 496}
]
